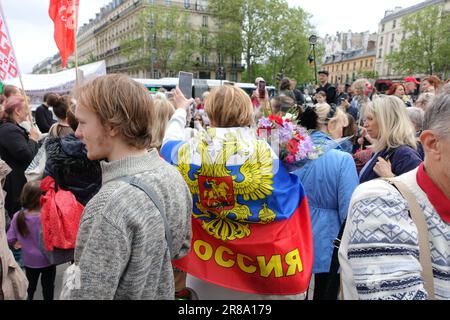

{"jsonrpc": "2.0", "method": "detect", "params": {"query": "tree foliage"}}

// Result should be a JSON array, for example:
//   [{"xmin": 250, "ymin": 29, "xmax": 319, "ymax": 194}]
[
  {"xmin": 386, "ymin": 4, "xmax": 450, "ymax": 78},
  {"xmin": 209, "ymin": 0, "xmax": 317, "ymax": 85},
  {"xmin": 120, "ymin": 4, "xmax": 197, "ymax": 77}
]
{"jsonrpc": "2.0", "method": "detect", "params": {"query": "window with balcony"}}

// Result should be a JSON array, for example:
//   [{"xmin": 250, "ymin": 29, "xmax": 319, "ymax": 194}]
[
  {"xmin": 202, "ymin": 53, "xmax": 208, "ymax": 65},
  {"xmin": 230, "ymin": 72, "xmax": 238, "ymax": 82},
  {"xmin": 232, "ymin": 56, "xmax": 238, "ymax": 68},
  {"xmin": 201, "ymin": 34, "xmax": 207, "ymax": 46}
]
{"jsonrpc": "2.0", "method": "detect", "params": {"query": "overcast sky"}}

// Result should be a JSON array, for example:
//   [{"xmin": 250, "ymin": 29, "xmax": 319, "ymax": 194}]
[{"xmin": 2, "ymin": 0, "xmax": 423, "ymax": 74}]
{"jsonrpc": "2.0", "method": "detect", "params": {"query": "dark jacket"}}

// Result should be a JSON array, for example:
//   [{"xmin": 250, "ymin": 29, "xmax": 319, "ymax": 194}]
[
  {"xmin": 0, "ymin": 121, "xmax": 39, "ymax": 217},
  {"xmin": 35, "ymin": 104, "xmax": 56, "ymax": 133},
  {"xmin": 359, "ymin": 145, "xmax": 422, "ymax": 184},
  {"xmin": 44, "ymin": 134, "xmax": 102, "ymax": 206},
  {"xmin": 293, "ymin": 89, "xmax": 305, "ymax": 106},
  {"xmin": 317, "ymin": 83, "xmax": 337, "ymax": 105}
]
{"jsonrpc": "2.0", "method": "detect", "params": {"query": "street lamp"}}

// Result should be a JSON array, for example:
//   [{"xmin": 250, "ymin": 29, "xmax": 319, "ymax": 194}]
[{"xmin": 309, "ymin": 35, "xmax": 318, "ymax": 85}]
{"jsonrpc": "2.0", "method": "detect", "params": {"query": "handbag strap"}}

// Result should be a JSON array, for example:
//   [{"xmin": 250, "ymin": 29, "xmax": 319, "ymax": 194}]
[
  {"xmin": 117, "ymin": 176, "xmax": 174, "ymax": 260},
  {"xmin": 384, "ymin": 178, "xmax": 435, "ymax": 300}
]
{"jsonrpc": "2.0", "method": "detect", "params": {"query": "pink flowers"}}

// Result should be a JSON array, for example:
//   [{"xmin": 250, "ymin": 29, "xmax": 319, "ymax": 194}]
[{"xmin": 257, "ymin": 116, "xmax": 315, "ymax": 168}]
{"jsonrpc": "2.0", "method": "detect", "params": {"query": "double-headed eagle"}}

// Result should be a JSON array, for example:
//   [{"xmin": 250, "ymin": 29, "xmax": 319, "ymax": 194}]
[{"xmin": 177, "ymin": 131, "xmax": 276, "ymax": 241}]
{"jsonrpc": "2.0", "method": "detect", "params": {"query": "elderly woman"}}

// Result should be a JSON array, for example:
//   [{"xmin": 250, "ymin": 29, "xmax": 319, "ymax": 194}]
[
  {"xmin": 350, "ymin": 78, "xmax": 373, "ymax": 131},
  {"xmin": 293, "ymin": 104, "xmax": 359, "ymax": 300},
  {"xmin": 339, "ymin": 91, "xmax": 450, "ymax": 300},
  {"xmin": 421, "ymin": 75, "xmax": 442, "ymax": 94},
  {"xmin": 415, "ymin": 92, "xmax": 435, "ymax": 111},
  {"xmin": 407, "ymin": 107, "xmax": 425, "ymax": 136},
  {"xmin": 359, "ymin": 96, "xmax": 422, "ymax": 183},
  {"xmin": 407, "ymin": 106, "xmax": 425, "ymax": 160},
  {"xmin": 0, "ymin": 96, "xmax": 39, "ymax": 217},
  {"xmin": 162, "ymin": 85, "xmax": 313, "ymax": 300}
]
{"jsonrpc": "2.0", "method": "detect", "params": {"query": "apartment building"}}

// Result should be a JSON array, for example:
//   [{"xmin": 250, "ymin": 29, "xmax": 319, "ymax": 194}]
[
  {"xmin": 375, "ymin": 0, "xmax": 447, "ymax": 79},
  {"xmin": 34, "ymin": 0, "xmax": 244, "ymax": 81}
]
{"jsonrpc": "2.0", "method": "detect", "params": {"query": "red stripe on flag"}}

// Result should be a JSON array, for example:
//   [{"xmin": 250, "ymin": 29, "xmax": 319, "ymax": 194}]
[
  {"xmin": 49, "ymin": 0, "xmax": 79, "ymax": 68},
  {"xmin": 173, "ymin": 196, "xmax": 313, "ymax": 295}
]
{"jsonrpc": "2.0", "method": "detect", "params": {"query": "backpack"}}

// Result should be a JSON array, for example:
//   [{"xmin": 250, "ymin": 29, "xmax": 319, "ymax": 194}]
[{"xmin": 39, "ymin": 175, "xmax": 84, "ymax": 265}]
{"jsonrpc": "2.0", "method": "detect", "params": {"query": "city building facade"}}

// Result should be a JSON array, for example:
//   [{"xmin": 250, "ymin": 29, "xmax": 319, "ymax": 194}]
[
  {"xmin": 323, "ymin": 31, "xmax": 377, "ymax": 58},
  {"xmin": 321, "ymin": 49, "xmax": 376, "ymax": 85},
  {"xmin": 33, "ymin": 0, "xmax": 244, "ymax": 81},
  {"xmin": 375, "ymin": 0, "xmax": 447, "ymax": 79}
]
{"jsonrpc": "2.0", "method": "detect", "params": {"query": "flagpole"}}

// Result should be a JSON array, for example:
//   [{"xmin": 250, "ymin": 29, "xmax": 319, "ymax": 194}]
[
  {"xmin": 73, "ymin": 0, "xmax": 79, "ymax": 86},
  {"xmin": 0, "ymin": 0, "xmax": 34, "ymax": 124}
]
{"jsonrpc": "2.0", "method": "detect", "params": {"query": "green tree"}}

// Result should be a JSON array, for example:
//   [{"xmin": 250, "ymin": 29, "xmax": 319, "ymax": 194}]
[
  {"xmin": 357, "ymin": 70, "xmax": 379, "ymax": 80},
  {"xmin": 79, "ymin": 53, "xmax": 97, "ymax": 66},
  {"xmin": 209, "ymin": 0, "xmax": 317, "ymax": 84},
  {"xmin": 209, "ymin": 0, "xmax": 271, "ymax": 82},
  {"xmin": 386, "ymin": 4, "xmax": 450, "ymax": 78},
  {"xmin": 208, "ymin": 0, "xmax": 243, "ymax": 78},
  {"xmin": 120, "ymin": 4, "xmax": 197, "ymax": 77},
  {"xmin": 264, "ymin": 3, "xmax": 316, "ymax": 86}
]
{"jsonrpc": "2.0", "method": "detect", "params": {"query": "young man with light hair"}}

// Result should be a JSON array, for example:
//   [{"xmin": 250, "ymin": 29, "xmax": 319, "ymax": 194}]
[
  {"xmin": 65, "ymin": 74, "xmax": 192, "ymax": 300},
  {"xmin": 339, "ymin": 92, "xmax": 450, "ymax": 300}
]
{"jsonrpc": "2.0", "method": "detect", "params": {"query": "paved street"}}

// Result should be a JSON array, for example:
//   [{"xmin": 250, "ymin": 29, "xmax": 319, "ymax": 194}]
[{"xmin": 34, "ymin": 263, "xmax": 70, "ymax": 300}]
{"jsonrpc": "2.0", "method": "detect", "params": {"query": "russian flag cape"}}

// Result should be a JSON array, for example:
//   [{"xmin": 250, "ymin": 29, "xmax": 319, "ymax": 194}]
[{"xmin": 162, "ymin": 124, "xmax": 313, "ymax": 295}]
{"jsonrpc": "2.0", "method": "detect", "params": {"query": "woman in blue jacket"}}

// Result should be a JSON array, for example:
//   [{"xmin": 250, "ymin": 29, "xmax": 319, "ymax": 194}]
[{"xmin": 293, "ymin": 104, "xmax": 359, "ymax": 300}]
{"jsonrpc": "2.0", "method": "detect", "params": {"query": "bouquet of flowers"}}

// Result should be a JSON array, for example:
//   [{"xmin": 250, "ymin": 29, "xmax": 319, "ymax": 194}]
[{"xmin": 257, "ymin": 115, "xmax": 320, "ymax": 170}]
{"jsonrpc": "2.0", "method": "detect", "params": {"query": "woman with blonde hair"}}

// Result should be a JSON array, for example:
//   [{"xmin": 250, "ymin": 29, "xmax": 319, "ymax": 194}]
[
  {"xmin": 359, "ymin": 95, "xmax": 422, "ymax": 183},
  {"xmin": 162, "ymin": 84, "xmax": 313, "ymax": 300},
  {"xmin": 150, "ymin": 93, "xmax": 175, "ymax": 150}
]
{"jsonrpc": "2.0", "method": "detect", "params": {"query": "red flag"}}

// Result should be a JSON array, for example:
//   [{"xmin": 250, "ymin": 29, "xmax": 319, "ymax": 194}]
[
  {"xmin": 49, "ymin": 0, "xmax": 79, "ymax": 68},
  {"xmin": 0, "ymin": 3, "xmax": 20, "ymax": 81}
]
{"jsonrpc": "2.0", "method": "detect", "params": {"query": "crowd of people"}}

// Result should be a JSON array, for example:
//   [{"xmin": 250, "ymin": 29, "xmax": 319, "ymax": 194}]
[{"xmin": 0, "ymin": 69, "xmax": 449, "ymax": 301}]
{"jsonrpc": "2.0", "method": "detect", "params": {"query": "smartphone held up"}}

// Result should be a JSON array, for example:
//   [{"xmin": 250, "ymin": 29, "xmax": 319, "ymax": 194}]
[
  {"xmin": 178, "ymin": 71, "xmax": 193, "ymax": 99},
  {"xmin": 258, "ymin": 80, "xmax": 266, "ymax": 99}
]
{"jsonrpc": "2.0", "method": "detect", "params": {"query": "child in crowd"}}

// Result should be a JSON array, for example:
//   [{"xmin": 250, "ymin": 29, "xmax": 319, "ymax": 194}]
[{"xmin": 7, "ymin": 181, "xmax": 56, "ymax": 300}]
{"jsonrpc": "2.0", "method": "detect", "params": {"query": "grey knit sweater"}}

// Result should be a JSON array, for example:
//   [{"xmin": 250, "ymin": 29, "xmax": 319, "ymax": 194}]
[{"xmin": 69, "ymin": 150, "xmax": 192, "ymax": 300}]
